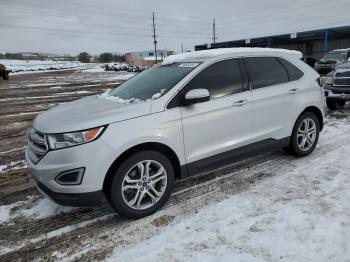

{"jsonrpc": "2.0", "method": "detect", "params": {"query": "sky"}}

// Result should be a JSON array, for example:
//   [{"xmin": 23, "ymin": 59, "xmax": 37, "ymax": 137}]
[{"xmin": 0, "ymin": 0, "xmax": 350, "ymax": 55}]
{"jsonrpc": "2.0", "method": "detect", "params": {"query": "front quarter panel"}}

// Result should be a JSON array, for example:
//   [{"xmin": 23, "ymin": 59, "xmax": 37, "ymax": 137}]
[{"xmin": 101, "ymin": 108, "xmax": 186, "ymax": 167}]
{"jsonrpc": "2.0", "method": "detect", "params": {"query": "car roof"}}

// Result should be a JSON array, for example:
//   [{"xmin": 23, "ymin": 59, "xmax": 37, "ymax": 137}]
[
  {"xmin": 162, "ymin": 47, "xmax": 302, "ymax": 65},
  {"xmin": 332, "ymin": 48, "xmax": 350, "ymax": 52}
]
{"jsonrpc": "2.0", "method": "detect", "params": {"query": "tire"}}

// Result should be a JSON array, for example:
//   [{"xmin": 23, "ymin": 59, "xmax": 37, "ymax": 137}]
[
  {"xmin": 336, "ymin": 99, "xmax": 346, "ymax": 107},
  {"xmin": 110, "ymin": 150, "xmax": 175, "ymax": 219},
  {"xmin": 284, "ymin": 112, "xmax": 320, "ymax": 157},
  {"xmin": 326, "ymin": 98, "xmax": 338, "ymax": 110}
]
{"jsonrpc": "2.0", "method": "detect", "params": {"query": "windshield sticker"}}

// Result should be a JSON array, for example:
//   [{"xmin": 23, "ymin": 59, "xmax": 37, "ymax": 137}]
[{"xmin": 178, "ymin": 63, "xmax": 199, "ymax": 68}]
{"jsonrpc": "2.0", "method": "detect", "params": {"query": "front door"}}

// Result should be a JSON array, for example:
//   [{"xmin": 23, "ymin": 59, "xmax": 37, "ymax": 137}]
[{"xmin": 178, "ymin": 59, "xmax": 253, "ymax": 173}]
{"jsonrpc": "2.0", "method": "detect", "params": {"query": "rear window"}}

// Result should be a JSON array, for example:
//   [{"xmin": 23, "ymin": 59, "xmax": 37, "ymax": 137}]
[
  {"xmin": 245, "ymin": 57, "xmax": 288, "ymax": 89},
  {"xmin": 278, "ymin": 58, "xmax": 304, "ymax": 81}
]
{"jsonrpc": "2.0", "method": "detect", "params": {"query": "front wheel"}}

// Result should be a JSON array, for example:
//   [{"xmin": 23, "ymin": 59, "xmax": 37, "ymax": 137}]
[
  {"xmin": 110, "ymin": 150, "xmax": 175, "ymax": 219},
  {"xmin": 285, "ymin": 112, "xmax": 320, "ymax": 157}
]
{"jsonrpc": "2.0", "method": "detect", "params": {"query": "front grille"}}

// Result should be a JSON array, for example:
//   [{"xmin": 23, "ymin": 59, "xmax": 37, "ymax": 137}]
[
  {"xmin": 28, "ymin": 128, "xmax": 48, "ymax": 164},
  {"xmin": 335, "ymin": 71, "xmax": 350, "ymax": 78},
  {"xmin": 333, "ymin": 78, "xmax": 350, "ymax": 86}
]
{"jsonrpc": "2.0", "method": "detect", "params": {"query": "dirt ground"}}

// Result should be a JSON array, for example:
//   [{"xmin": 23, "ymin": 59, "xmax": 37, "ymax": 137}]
[{"xmin": 0, "ymin": 70, "xmax": 349, "ymax": 261}]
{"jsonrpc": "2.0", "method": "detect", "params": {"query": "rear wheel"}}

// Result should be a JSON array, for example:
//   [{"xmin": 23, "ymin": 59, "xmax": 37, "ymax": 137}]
[
  {"xmin": 285, "ymin": 112, "xmax": 320, "ymax": 157},
  {"xmin": 110, "ymin": 150, "xmax": 175, "ymax": 219}
]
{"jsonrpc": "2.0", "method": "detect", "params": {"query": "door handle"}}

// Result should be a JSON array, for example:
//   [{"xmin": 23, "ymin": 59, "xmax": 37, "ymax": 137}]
[
  {"xmin": 288, "ymin": 88, "xmax": 299, "ymax": 94},
  {"xmin": 233, "ymin": 99, "xmax": 248, "ymax": 107}
]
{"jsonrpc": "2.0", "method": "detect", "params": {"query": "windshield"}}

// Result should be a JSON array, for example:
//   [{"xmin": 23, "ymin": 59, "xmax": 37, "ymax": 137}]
[
  {"xmin": 323, "ymin": 51, "xmax": 346, "ymax": 61},
  {"xmin": 109, "ymin": 62, "xmax": 199, "ymax": 100}
]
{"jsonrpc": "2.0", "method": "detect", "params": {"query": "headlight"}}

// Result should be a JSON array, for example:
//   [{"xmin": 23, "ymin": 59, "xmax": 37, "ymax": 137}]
[
  {"xmin": 47, "ymin": 126, "xmax": 105, "ymax": 150},
  {"xmin": 326, "ymin": 74, "xmax": 333, "ymax": 85}
]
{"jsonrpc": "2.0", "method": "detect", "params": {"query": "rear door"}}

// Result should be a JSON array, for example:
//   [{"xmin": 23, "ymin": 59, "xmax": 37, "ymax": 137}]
[
  {"xmin": 176, "ymin": 59, "xmax": 253, "ymax": 172},
  {"xmin": 244, "ymin": 56, "xmax": 303, "ymax": 143}
]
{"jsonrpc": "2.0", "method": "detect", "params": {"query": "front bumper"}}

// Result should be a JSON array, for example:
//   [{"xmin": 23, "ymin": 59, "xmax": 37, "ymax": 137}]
[
  {"xmin": 324, "ymin": 84, "xmax": 350, "ymax": 100},
  {"xmin": 32, "ymin": 176, "xmax": 104, "ymax": 206},
  {"xmin": 25, "ymin": 135, "xmax": 117, "ymax": 207}
]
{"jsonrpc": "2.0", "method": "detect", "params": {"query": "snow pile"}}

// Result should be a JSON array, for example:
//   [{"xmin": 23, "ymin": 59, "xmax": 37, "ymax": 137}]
[
  {"xmin": 0, "ymin": 165, "xmax": 7, "ymax": 173},
  {"xmin": 0, "ymin": 59, "xmax": 91, "ymax": 73},
  {"xmin": 163, "ymin": 48, "xmax": 302, "ymax": 65},
  {"xmin": 109, "ymin": 121, "xmax": 350, "ymax": 261},
  {"xmin": 98, "ymin": 90, "xmax": 142, "ymax": 104},
  {"xmin": 22, "ymin": 197, "xmax": 77, "ymax": 219},
  {"xmin": 0, "ymin": 202, "xmax": 16, "ymax": 224},
  {"xmin": 0, "ymin": 196, "xmax": 76, "ymax": 224}
]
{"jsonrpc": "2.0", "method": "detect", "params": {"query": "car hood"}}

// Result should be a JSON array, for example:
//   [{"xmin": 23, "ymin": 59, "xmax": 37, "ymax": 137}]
[
  {"xmin": 336, "ymin": 61, "xmax": 350, "ymax": 70},
  {"xmin": 34, "ymin": 95, "xmax": 152, "ymax": 133}
]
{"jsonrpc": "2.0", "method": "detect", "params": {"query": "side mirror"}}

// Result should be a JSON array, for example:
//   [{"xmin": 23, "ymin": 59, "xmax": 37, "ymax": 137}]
[{"xmin": 183, "ymin": 89, "xmax": 210, "ymax": 105}]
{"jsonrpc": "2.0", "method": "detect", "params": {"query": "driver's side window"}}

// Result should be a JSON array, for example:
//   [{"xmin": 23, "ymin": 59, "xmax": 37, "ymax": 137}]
[
  {"xmin": 167, "ymin": 59, "xmax": 244, "ymax": 108},
  {"xmin": 185, "ymin": 59, "xmax": 243, "ymax": 98}
]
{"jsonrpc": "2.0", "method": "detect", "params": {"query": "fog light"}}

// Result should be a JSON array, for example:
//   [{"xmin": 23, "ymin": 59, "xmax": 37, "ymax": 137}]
[{"xmin": 55, "ymin": 168, "xmax": 85, "ymax": 185}]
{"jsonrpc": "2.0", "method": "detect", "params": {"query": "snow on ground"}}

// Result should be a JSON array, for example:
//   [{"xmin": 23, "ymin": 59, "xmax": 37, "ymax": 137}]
[
  {"xmin": 109, "ymin": 117, "xmax": 350, "ymax": 262},
  {"xmin": 0, "ymin": 196, "xmax": 76, "ymax": 224},
  {"xmin": 0, "ymin": 165, "xmax": 6, "ymax": 173},
  {"xmin": 0, "ymin": 59, "xmax": 95, "ymax": 73}
]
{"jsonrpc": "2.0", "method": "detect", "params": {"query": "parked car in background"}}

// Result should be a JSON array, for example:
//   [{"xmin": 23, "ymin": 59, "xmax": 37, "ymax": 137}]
[
  {"xmin": 0, "ymin": 64, "xmax": 10, "ymax": 80},
  {"xmin": 26, "ymin": 48, "xmax": 324, "ymax": 219},
  {"xmin": 102, "ymin": 63, "xmax": 145, "ymax": 72},
  {"xmin": 324, "ymin": 61, "xmax": 350, "ymax": 109},
  {"xmin": 314, "ymin": 49, "xmax": 350, "ymax": 75},
  {"xmin": 302, "ymin": 56, "xmax": 318, "ymax": 68}
]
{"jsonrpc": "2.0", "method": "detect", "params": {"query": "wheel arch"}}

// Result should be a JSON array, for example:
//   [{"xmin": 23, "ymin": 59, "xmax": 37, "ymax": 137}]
[
  {"xmin": 300, "ymin": 106, "xmax": 324, "ymax": 131},
  {"xmin": 102, "ymin": 142, "xmax": 183, "ymax": 200}
]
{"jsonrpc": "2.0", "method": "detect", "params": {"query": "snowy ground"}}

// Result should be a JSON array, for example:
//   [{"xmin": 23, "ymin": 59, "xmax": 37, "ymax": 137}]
[
  {"xmin": 0, "ymin": 68, "xmax": 349, "ymax": 261},
  {"xmin": 0, "ymin": 59, "xmax": 101, "ymax": 73},
  {"xmin": 110, "ymin": 115, "xmax": 350, "ymax": 262}
]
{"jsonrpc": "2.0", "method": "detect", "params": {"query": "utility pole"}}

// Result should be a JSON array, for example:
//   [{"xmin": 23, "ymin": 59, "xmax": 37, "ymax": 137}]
[
  {"xmin": 212, "ymin": 18, "xmax": 217, "ymax": 44},
  {"xmin": 152, "ymin": 12, "xmax": 158, "ymax": 63}
]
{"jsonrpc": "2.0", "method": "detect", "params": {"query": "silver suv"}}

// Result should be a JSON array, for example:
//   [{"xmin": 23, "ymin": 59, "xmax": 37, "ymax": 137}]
[{"xmin": 26, "ymin": 48, "xmax": 324, "ymax": 219}]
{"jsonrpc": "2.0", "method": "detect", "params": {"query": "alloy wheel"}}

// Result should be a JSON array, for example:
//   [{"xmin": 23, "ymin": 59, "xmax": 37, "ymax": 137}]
[
  {"xmin": 121, "ymin": 160, "xmax": 167, "ymax": 210},
  {"xmin": 297, "ymin": 118, "xmax": 317, "ymax": 151}
]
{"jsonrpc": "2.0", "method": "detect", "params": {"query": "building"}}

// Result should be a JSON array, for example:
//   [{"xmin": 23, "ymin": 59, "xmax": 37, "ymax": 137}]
[
  {"xmin": 195, "ymin": 26, "xmax": 350, "ymax": 59},
  {"xmin": 194, "ymin": 2, "xmax": 350, "ymax": 60},
  {"xmin": 125, "ymin": 50, "xmax": 174, "ymax": 67}
]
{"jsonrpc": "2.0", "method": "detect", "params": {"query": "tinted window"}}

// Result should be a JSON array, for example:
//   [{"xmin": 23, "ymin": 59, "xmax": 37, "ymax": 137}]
[
  {"xmin": 245, "ymin": 57, "xmax": 288, "ymax": 89},
  {"xmin": 184, "ymin": 59, "xmax": 243, "ymax": 99},
  {"xmin": 278, "ymin": 58, "xmax": 304, "ymax": 81}
]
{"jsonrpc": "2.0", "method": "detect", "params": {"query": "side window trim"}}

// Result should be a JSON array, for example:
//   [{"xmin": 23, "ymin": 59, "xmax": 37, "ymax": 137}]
[
  {"xmin": 276, "ymin": 58, "xmax": 291, "ymax": 81},
  {"xmin": 166, "ymin": 57, "xmax": 246, "ymax": 109},
  {"xmin": 238, "ymin": 58, "xmax": 250, "ymax": 92},
  {"xmin": 241, "ymin": 58, "xmax": 252, "ymax": 90}
]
